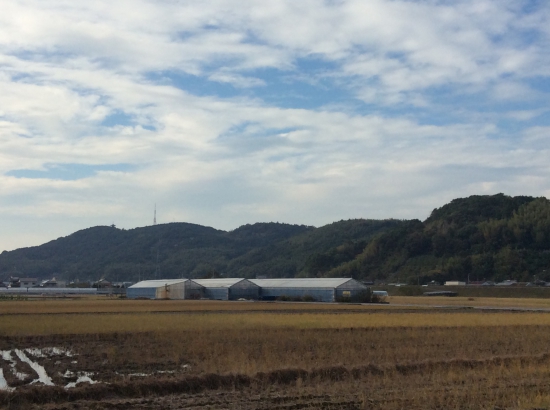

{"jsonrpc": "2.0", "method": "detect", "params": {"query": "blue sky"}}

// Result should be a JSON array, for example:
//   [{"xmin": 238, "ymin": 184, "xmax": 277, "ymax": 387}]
[{"xmin": 1, "ymin": 0, "xmax": 550, "ymax": 251}]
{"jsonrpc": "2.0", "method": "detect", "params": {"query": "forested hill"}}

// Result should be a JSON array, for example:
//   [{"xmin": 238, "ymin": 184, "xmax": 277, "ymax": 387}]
[
  {"xmin": 2, "ymin": 194, "xmax": 549, "ymax": 284},
  {"xmin": 0, "ymin": 219, "xmax": 402, "ymax": 282},
  {"xmin": 326, "ymin": 194, "xmax": 550, "ymax": 283}
]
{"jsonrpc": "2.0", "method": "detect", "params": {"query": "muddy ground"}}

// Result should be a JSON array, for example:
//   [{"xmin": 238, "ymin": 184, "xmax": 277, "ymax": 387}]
[{"xmin": 2, "ymin": 333, "xmax": 550, "ymax": 409}]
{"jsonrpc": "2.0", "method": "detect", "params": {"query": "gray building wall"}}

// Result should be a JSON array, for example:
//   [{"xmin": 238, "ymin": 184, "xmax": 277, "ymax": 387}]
[
  {"xmin": 184, "ymin": 281, "xmax": 204, "ymax": 299},
  {"xmin": 334, "ymin": 279, "xmax": 369, "ymax": 301},
  {"xmin": 228, "ymin": 280, "xmax": 260, "ymax": 300},
  {"xmin": 165, "ymin": 281, "xmax": 186, "ymax": 299},
  {"xmin": 127, "ymin": 278, "xmax": 367, "ymax": 302},
  {"xmin": 127, "ymin": 280, "xmax": 197, "ymax": 300},
  {"xmin": 204, "ymin": 287, "xmax": 229, "ymax": 300},
  {"xmin": 259, "ymin": 287, "xmax": 335, "ymax": 302},
  {"xmin": 127, "ymin": 287, "xmax": 157, "ymax": 299},
  {"xmin": 0, "ymin": 288, "xmax": 99, "ymax": 295},
  {"xmin": 191, "ymin": 279, "xmax": 259, "ymax": 300},
  {"xmin": 255, "ymin": 278, "xmax": 368, "ymax": 302}
]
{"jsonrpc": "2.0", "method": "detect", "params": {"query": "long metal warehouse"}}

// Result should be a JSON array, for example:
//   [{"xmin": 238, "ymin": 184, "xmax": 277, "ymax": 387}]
[
  {"xmin": 126, "ymin": 279, "xmax": 203, "ymax": 300},
  {"xmin": 191, "ymin": 278, "xmax": 259, "ymax": 300},
  {"xmin": 250, "ymin": 278, "xmax": 368, "ymax": 302},
  {"xmin": 0, "ymin": 287, "xmax": 101, "ymax": 295}
]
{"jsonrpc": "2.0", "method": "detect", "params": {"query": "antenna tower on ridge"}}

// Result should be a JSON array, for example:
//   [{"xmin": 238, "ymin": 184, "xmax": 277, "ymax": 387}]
[{"xmin": 154, "ymin": 204, "xmax": 157, "ymax": 225}]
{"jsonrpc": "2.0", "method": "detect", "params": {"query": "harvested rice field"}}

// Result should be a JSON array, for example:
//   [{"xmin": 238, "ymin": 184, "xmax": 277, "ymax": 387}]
[{"xmin": 2, "ymin": 298, "xmax": 550, "ymax": 409}]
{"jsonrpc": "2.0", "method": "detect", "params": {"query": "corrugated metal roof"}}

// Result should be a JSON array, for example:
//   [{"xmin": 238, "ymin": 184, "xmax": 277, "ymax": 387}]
[
  {"xmin": 250, "ymin": 278, "xmax": 364, "ymax": 288},
  {"xmin": 129, "ymin": 279, "xmax": 188, "ymax": 288},
  {"xmin": 192, "ymin": 278, "xmax": 251, "ymax": 288}
]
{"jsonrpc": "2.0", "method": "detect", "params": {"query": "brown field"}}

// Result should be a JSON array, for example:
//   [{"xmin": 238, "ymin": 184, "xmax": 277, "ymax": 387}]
[
  {"xmin": 0, "ymin": 298, "xmax": 412, "ymax": 315},
  {"xmin": 391, "ymin": 295, "xmax": 550, "ymax": 308},
  {"xmin": 2, "ymin": 298, "xmax": 550, "ymax": 409}
]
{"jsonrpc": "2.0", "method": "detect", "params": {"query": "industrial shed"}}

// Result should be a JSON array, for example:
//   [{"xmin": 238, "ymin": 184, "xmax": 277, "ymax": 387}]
[
  {"xmin": 250, "ymin": 278, "xmax": 368, "ymax": 302},
  {"xmin": 0, "ymin": 287, "xmax": 100, "ymax": 295},
  {"xmin": 127, "ymin": 279, "xmax": 203, "ymax": 300},
  {"xmin": 191, "ymin": 278, "xmax": 259, "ymax": 300}
]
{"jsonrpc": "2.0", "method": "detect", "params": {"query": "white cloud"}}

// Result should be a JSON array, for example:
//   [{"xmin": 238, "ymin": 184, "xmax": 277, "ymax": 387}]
[
  {"xmin": 491, "ymin": 81, "xmax": 539, "ymax": 101},
  {"xmin": 506, "ymin": 109, "xmax": 546, "ymax": 121},
  {"xmin": 0, "ymin": 0, "xmax": 549, "ymax": 251},
  {"xmin": 207, "ymin": 72, "xmax": 266, "ymax": 88}
]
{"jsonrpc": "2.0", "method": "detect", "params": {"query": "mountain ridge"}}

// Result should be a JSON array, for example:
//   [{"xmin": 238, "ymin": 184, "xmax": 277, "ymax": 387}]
[
  {"xmin": 0, "ymin": 219, "xmax": 398, "ymax": 282},
  {"xmin": 2, "ymin": 193, "xmax": 549, "ymax": 284}
]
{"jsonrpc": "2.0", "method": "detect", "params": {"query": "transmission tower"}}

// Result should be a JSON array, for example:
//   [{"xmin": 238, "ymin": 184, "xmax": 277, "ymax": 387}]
[{"xmin": 154, "ymin": 204, "xmax": 157, "ymax": 225}]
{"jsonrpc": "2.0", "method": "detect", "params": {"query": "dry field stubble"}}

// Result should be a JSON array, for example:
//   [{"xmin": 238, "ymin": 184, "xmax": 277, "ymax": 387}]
[
  {"xmin": 0, "ymin": 298, "xmax": 414, "ymax": 315},
  {"xmin": 2, "ymin": 299, "xmax": 550, "ymax": 409},
  {"xmin": 391, "ymin": 295, "xmax": 550, "ymax": 308}
]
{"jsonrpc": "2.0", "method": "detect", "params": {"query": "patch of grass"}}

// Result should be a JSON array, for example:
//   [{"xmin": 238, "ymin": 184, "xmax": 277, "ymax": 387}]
[
  {"xmin": 392, "ymin": 295, "xmax": 550, "ymax": 308},
  {"xmin": 0, "ymin": 295, "xmax": 28, "ymax": 301},
  {"xmin": 3, "ymin": 310, "xmax": 550, "ymax": 337},
  {"xmin": 0, "ymin": 298, "xmax": 413, "ymax": 315}
]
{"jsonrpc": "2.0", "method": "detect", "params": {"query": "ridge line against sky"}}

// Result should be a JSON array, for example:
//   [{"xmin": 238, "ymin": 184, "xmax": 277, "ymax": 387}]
[{"xmin": 0, "ymin": 0, "xmax": 549, "ymax": 251}]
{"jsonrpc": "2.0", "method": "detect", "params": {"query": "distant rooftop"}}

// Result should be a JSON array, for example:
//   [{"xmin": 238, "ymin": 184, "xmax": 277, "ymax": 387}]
[
  {"xmin": 192, "ymin": 278, "xmax": 251, "ymax": 288},
  {"xmin": 129, "ymin": 279, "xmax": 188, "ymax": 288},
  {"xmin": 250, "ymin": 278, "xmax": 364, "ymax": 288}
]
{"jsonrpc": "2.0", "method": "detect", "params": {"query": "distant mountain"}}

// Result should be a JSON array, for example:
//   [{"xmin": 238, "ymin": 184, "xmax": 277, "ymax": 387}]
[
  {"xmin": 0, "ymin": 219, "xmax": 400, "ymax": 282},
  {"xmin": 225, "ymin": 219, "xmax": 404, "ymax": 278},
  {"xmin": 3, "ymin": 194, "xmax": 549, "ymax": 284},
  {"xmin": 327, "ymin": 194, "xmax": 550, "ymax": 283}
]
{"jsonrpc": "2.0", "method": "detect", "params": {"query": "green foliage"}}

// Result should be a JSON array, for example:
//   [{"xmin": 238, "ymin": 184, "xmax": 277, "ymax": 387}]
[
  {"xmin": 0, "ymin": 220, "xmax": 400, "ymax": 282},
  {"xmin": 425, "ymin": 193, "xmax": 534, "ymax": 225},
  {"xmin": 0, "ymin": 295, "xmax": 28, "ymax": 301},
  {"xmin": 225, "ymin": 219, "xmax": 402, "ymax": 278},
  {"xmin": 330, "ymin": 194, "xmax": 550, "ymax": 283},
  {"xmin": 2, "ymin": 194, "xmax": 549, "ymax": 284}
]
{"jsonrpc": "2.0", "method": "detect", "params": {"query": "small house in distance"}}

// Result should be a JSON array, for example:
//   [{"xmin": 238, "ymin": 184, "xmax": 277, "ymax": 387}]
[
  {"xmin": 41, "ymin": 278, "xmax": 60, "ymax": 288},
  {"xmin": 127, "ymin": 279, "xmax": 203, "ymax": 300},
  {"xmin": 93, "ymin": 279, "xmax": 112, "ymax": 289},
  {"xmin": 250, "ymin": 278, "xmax": 368, "ymax": 302},
  {"xmin": 191, "ymin": 278, "xmax": 259, "ymax": 300},
  {"xmin": 20, "ymin": 278, "xmax": 39, "ymax": 287}
]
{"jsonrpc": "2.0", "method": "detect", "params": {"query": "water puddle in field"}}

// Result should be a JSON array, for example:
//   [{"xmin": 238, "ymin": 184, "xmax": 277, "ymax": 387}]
[
  {"xmin": 126, "ymin": 373, "xmax": 150, "ymax": 377},
  {"xmin": 65, "ymin": 375, "xmax": 97, "ymax": 389},
  {"xmin": 117, "ymin": 367, "xmax": 185, "ymax": 378},
  {"xmin": 14, "ymin": 349, "xmax": 54, "ymax": 386},
  {"xmin": 63, "ymin": 371, "xmax": 98, "ymax": 389},
  {"xmin": 0, "ymin": 346, "xmax": 98, "ymax": 391},
  {"xmin": 0, "ymin": 346, "xmax": 183, "ymax": 391},
  {"xmin": 1, "ymin": 350, "xmax": 29, "ymax": 380},
  {"xmin": 25, "ymin": 347, "xmax": 74, "ymax": 358},
  {"xmin": 0, "ymin": 369, "xmax": 15, "ymax": 392}
]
